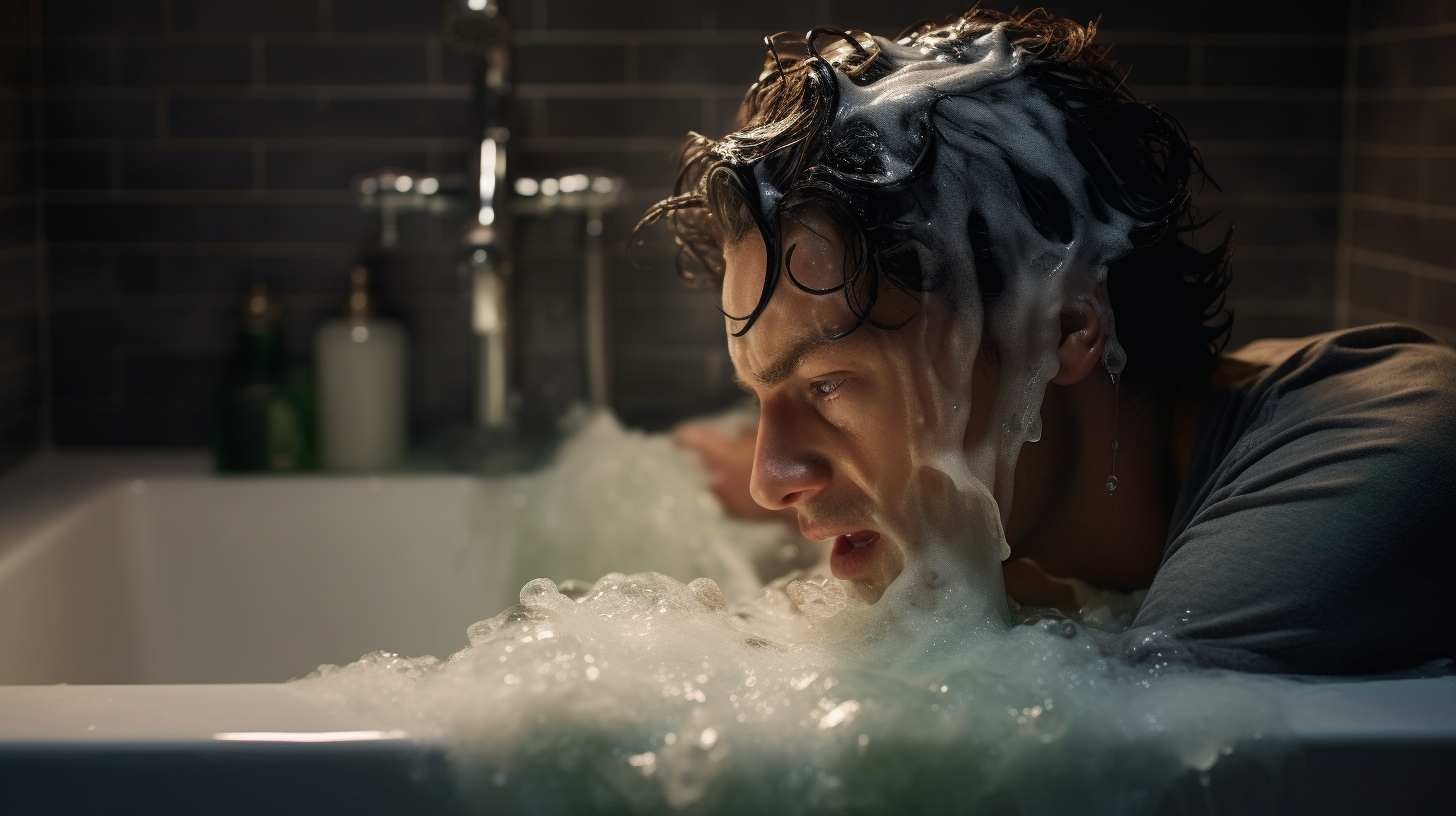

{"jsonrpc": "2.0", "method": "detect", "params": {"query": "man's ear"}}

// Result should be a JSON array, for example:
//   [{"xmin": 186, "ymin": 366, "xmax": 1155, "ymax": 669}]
[{"xmin": 1050, "ymin": 300, "xmax": 1106, "ymax": 385}]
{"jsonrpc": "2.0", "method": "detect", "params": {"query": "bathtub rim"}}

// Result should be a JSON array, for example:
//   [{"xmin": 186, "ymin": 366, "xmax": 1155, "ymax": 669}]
[
  {"xmin": 2, "ymin": 677, "xmax": 1454, "ymax": 816},
  {"xmin": 2, "ymin": 675, "xmax": 1453, "ymax": 746}
]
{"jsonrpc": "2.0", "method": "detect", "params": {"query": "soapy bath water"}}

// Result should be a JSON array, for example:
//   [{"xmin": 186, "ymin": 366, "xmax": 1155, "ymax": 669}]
[
  {"xmin": 301, "ymin": 413, "xmax": 1288, "ymax": 815},
  {"xmin": 304, "ymin": 567, "xmax": 1288, "ymax": 815}
]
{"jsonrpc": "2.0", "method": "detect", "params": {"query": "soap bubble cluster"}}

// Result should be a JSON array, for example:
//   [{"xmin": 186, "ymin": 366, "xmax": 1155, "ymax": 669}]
[
  {"xmin": 502, "ymin": 408, "xmax": 812, "ymax": 603},
  {"xmin": 299, "ymin": 408, "xmax": 1290, "ymax": 814},
  {"xmin": 304, "ymin": 569, "xmax": 1289, "ymax": 815}
]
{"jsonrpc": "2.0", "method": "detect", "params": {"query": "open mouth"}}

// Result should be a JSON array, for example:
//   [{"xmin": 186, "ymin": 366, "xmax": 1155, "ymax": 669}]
[{"xmin": 830, "ymin": 530, "xmax": 881, "ymax": 580}]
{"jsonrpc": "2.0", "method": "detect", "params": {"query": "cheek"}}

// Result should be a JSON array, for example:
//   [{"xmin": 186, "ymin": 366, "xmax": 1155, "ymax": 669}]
[{"xmin": 842, "ymin": 379, "xmax": 920, "ymax": 477}]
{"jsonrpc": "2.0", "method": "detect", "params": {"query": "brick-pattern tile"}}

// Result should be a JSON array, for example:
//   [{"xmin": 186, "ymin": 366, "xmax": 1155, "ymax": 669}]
[
  {"xmin": 1360, "ymin": 36, "xmax": 1456, "ymax": 89},
  {"xmin": 43, "ymin": 98, "xmax": 158, "ymax": 138},
  {"xmin": 516, "ymin": 45, "xmax": 628, "ymax": 84},
  {"xmin": 636, "ymin": 42, "xmax": 775, "ymax": 85},
  {"xmin": 1344, "ymin": 0, "xmax": 1456, "ymax": 332},
  {"xmin": 1359, "ymin": 0, "xmax": 1456, "ymax": 32},
  {"xmin": 1349, "ymin": 264, "xmax": 1411, "ymax": 317},
  {"xmin": 44, "ymin": 150, "xmax": 111, "ymax": 189},
  {"xmin": 168, "ymin": 98, "xmax": 473, "ymax": 139},
  {"xmin": 0, "ymin": 0, "xmax": 41, "ymax": 468},
  {"xmin": 1203, "ymin": 45, "xmax": 1345, "ymax": 88},
  {"xmin": 333, "ymin": 0, "xmax": 441, "ymax": 33},
  {"xmin": 12, "ymin": 0, "xmax": 1452, "ymax": 457},
  {"xmin": 172, "ymin": 0, "xmax": 321, "ymax": 33},
  {"xmin": 44, "ymin": 45, "xmax": 253, "ymax": 88},
  {"xmin": 1113, "ymin": 45, "xmax": 1191, "ymax": 87},
  {"xmin": 265, "ymin": 45, "xmax": 429, "ymax": 85},
  {"xmin": 0, "ymin": 0, "xmax": 32, "ymax": 36},
  {"xmin": 41, "ymin": 0, "xmax": 163, "ymax": 36},
  {"xmin": 121, "ymin": 150, "xmax": 254, "ymax": 189}
]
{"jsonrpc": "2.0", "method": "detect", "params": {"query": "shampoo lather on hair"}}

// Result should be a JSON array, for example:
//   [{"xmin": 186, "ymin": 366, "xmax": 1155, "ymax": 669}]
[{"xmin": 315, "ymin": 266, "xmax": 407, "ymax": 470}]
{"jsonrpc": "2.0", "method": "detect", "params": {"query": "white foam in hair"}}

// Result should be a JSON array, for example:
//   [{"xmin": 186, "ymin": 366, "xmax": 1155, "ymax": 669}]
[{"xmin": 822, "ymin": 23, "xmax": 1135, "ymax": 524}]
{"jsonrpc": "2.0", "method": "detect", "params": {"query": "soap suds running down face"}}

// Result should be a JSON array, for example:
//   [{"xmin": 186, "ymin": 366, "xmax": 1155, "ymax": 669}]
[{"xmin": 641, "ymin": 10, "xmax": 1205, "ymax": 656}]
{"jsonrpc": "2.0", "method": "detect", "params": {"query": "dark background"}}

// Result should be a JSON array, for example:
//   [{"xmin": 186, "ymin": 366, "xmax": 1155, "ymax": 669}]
[{"xmin": 2, "ymin": 0, "xmax": 1454, "ymax": 472}]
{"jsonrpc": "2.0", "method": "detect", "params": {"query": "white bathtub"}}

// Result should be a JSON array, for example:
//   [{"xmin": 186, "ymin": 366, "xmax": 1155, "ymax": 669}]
[
  {"xmin": 0, "ymin": 455, "xmax": 516, "ymax": 685},
  {"xmin": 1, "ymin": 453, "xmax": 1454, "ymax": 814}
]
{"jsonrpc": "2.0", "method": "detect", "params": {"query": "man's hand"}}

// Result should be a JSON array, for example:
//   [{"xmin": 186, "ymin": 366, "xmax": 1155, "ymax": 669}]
[{"xmin": 672, "ymin": 422, "xmax": 798, "ymax": 525}]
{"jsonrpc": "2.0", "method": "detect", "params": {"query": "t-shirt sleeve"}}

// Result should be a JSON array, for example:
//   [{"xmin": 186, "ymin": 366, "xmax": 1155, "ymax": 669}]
[{"xmin": 1102, "ymin": 328, "xmax": 1456, "ymax": 674}]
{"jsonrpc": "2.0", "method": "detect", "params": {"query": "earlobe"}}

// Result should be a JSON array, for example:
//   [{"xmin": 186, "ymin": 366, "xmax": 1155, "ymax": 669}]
[{"xmin": 1050, "ymin": 301, "xmax": 1106, "ymax": 385}]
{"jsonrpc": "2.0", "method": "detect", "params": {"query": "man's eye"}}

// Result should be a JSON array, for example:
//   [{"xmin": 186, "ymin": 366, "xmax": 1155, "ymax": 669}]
[{"xmin": 810, "ymin": 379, "xmax": 845, "ymax": 398}]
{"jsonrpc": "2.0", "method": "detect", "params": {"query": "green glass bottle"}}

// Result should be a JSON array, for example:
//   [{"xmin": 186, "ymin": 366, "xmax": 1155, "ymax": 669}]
[{"xmin": 213, "ymin": 283, "xmax": 317, "ymax": 472}]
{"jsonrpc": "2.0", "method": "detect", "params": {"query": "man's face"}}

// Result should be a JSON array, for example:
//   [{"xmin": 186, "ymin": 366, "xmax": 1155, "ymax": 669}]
[{"xmin": 723, "ymin": 210, "xmax": 997, "ymax": 602}]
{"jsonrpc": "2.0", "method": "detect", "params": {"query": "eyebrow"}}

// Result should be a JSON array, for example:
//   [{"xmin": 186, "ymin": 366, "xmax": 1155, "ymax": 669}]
[{"xmin": 741, "ymin": 332, "xmax": 839, "ymax": 391}]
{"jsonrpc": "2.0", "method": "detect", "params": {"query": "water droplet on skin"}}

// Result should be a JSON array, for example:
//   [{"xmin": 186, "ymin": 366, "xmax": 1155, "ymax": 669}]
[{"xmin": 1105, "ymin": 475, "xmax": 1119, "ymax": 493}]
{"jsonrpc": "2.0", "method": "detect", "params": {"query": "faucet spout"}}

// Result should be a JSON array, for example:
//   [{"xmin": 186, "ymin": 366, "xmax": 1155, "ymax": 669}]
[{"xmin": 471, "ymin": 249, "xmax": 512, "ymax": 430}]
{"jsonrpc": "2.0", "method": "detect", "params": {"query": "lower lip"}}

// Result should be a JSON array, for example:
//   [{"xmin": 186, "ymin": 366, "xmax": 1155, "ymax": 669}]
[{"xmin": 830, "ymin": 532, "xmax": 881, "ymax": 580}]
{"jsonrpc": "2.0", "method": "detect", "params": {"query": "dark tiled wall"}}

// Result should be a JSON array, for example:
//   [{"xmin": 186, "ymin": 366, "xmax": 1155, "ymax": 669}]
[
  {"xmin": 42, "ymin": 0, "xmax": 478, "ymax": 446},
  {"xmin": 0, "ymin": 0, "xmax": 43, "ymax": 470},
  {"xmin": 23, "ymin": 0, "xmax": 1446, "ymax": 451},
  {"xmin": 1342, "ymin": 0, "xmax": 1456, "ymax": 341}
]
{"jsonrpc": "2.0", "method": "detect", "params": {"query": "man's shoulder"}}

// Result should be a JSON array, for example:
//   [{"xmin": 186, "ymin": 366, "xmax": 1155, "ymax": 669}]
[
  {"xmin": 1177, "ymin": 320, "xmax": 1456, "ymax": 554},
  {"xmin": 1216, "ymin": 322, "xmax": 1456, "ymax": 419},
  {"xmin": 1224, "ymin": 323, "xmax": 1456, "ymax": 377},
  {"xmin": 1144, "ymin": 323, "xmax": 1456, "ymax": 673}
]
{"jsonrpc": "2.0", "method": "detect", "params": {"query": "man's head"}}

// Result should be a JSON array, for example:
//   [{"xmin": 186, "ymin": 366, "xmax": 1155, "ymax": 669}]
[
  {"xmin": 638, "ymin": 7, "xmax": 1233, "ymax": 609},
  {"xmin": 643, "ymin": 7, "xmax": 1232, "ymax": 378}
]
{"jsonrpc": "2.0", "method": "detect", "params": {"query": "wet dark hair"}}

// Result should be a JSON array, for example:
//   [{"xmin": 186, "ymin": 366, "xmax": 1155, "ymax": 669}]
[{"xmin": 635, "ymin": 6, "xmax": 1233, "ymax": 380}]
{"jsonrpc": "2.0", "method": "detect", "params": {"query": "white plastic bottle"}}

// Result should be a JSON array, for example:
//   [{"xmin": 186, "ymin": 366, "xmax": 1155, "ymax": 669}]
[{"xmin": 315, "ymin": 266, "xmax": 407, "ymax": 470}]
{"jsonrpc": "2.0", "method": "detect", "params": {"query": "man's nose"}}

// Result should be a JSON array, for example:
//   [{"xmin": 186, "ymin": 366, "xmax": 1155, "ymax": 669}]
[{"xmin": 749, "ymin": 402, "xmax": 829, "ymax": 510}]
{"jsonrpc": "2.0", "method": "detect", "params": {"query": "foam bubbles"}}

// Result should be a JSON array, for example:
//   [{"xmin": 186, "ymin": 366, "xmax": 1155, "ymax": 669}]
[
  {"xmin": 295, "ymin": 412, "xmax": 1289, "ymax": 814},
  {"xmin": 303, "ymin": 571, "xmax": 1289, "ymax": 815},
  {"xmin": 503, "ymin": 407, "xmax": 808, "ymax": 602},
  {"xmin": 290, "ymin": 400, "xmax": 1288, "ymax": 814}
]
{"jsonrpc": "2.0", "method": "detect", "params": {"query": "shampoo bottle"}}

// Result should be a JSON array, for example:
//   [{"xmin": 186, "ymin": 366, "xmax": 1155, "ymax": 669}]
[{"xmin": 315, "ymin": 266, "xmax": 407, "ymax": 470}]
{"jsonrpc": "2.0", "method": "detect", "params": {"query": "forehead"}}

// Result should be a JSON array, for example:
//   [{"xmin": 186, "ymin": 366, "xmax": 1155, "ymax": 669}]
[
  {"xmin": 721, "ymin": 218, "xmax": 954, "ymax": 394},
  {"xmin": 721, "ymin": 222, "xmax": 869, "ymax": 384},
  {"xmin": 721, "ymin": 211, "xmax": 851, "ymax": 319}
]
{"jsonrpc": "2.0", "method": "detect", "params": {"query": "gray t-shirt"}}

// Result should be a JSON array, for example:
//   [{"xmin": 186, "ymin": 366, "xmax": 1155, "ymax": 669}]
[{"xmin": 1099, "ymin": 324, "xmax": 1456, "ymax": 674}]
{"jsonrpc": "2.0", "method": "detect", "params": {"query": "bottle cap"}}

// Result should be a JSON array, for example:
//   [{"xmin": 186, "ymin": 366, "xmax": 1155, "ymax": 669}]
[
  {"xmin": 243, "ymin": 282, "xmax": 281, "ymax": 328},
  {"xmin": 347, "ymin": 265, "xmax": 373, "ymax": 322}
]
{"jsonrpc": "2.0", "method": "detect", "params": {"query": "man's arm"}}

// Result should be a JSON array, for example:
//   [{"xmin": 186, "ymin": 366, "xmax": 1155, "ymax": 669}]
[{"xmin": 1111, "ymin": 330, "xmax": 1456, "ymax": 673}]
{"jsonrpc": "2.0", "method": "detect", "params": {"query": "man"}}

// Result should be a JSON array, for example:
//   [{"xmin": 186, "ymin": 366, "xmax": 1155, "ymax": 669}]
[{"xmin": 643, "ymin": 9, "xmax": 1456, "ymax": 674}]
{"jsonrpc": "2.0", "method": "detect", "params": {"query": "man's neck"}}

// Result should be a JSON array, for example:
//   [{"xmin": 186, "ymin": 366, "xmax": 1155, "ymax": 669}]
[{"xmin": 1006, "ymin": 372, "xmax": 1192, "ymax": 591}]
